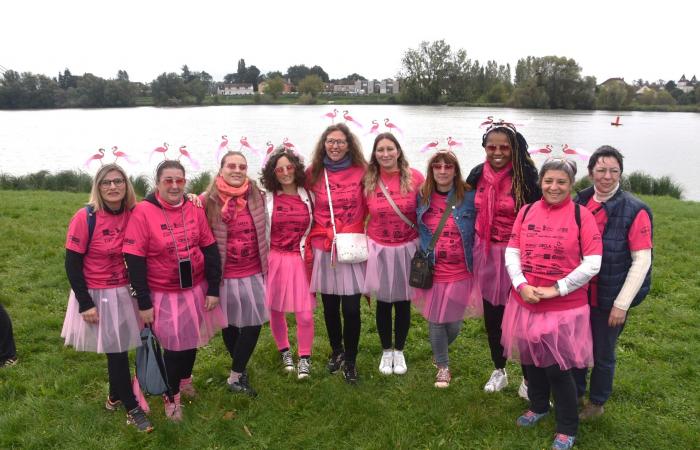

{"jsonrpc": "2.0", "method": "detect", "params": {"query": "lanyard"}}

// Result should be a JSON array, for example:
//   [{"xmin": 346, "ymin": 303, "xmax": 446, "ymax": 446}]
[{"xmin": 161, "ymin": 204, "xmax": 191, "ymax": 261}]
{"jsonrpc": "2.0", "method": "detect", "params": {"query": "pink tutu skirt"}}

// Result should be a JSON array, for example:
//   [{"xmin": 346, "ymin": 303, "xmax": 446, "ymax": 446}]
[
  {"xmin": 501, "ymin": 294, "xmax": 593, "ymax": 370},
  {"xmin": 221, "ymin": 273, "xmax": 269, "ymax": 327},
  {"xmin": 473, "ymin": 238, "xmax": 512, "ymax": 307},
  {"xmin": 152, "ymin": 280, "xmax": 226, "ymax": 351},
  {"xmin": 61, "ymin": 286, "xmax": 142, "ymax": 353},
  {"xmin": 310, "ymin": 248, "xmax": 366, "ymax": 296},
  {"xmin": 364, "ymin": 238, "xmax": 418, "ymax": 302},
  {"xmin": 412, "ymin": 276, "xmax": 482, "ymax": 323},
  {"xmin": 266, "ymin": 250, "xmax": 316, "ymax": 313}
]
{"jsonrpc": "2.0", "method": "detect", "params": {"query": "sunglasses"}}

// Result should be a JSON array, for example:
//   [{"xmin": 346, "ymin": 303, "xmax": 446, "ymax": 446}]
[
  {"xmin": 225, "ymin": 163, "xmax": 248, "ymax": 171},
  {"xmin": 274, "ymin": 164, "xmax": 295, "ymax": 174},
  {"xmin": 161, "ymin": 177, "xmax": 186, "ymax": 186},
  {"xmin": 431, "ymin": 163, "xmax": 455, "ymax": 170},
  {"xmin": 485, "ymin": 144, "xmax": 511, "ymax": 152},
  {"xmin": 99, "ymin": 177, "xmax": 125, "ymax": 188}
]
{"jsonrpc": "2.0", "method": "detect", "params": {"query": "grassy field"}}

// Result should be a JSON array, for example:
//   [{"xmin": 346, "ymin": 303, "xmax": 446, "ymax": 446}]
[{"xmin": 0, "ymin": 190, "xmax": 698, "ymax": 449}]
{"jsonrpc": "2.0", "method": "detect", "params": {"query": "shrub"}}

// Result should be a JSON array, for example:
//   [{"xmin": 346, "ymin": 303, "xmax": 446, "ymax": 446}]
[{"xmin": 187, "ymin": 172, "xmax": 212, "ymax": 195}]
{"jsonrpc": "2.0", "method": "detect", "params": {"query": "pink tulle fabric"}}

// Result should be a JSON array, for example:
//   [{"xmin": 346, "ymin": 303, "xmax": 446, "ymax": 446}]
[
  {"xmin": 310, "ymin": 248, "xmax": 366, "ymax": 295},
  {"xmin": 151, "ymin": 281, "xmax": 226, "ymax": 351},
  {"xmin": 412, "ymin": 276, "xmax": 483, "ymax": 323},
  {"xmin": 61, "ymin": 286, "xmax": 142, "ymax": 353},
  {"xmin": 266, "ymin": 250, "xmax": 316, "ymax": 312},
  {"xmin": 501, "ymin": 294, "xmax": 593, "ymax": 370},
  {"xmin": 220, "ymin": 273, "xmax": 269, "ymax": 327},
  {"xmin": 363, "ymin": 238, "xmax": 418, "ymax": 302},
  {"xmin": 473, "ymin": 237, "xmax": 512, "ymax": 307}
]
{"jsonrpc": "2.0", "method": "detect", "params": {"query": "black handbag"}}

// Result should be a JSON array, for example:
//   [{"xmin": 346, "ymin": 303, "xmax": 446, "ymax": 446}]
[{"xmin": 409, "ymin": 197, "xmax": 455, "ymax": 289}]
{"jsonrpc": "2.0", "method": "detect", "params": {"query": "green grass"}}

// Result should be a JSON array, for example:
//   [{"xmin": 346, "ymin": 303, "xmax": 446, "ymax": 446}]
[{"xmin": 1, "ymin": 190, "xmax": 698, "ymax": 449}]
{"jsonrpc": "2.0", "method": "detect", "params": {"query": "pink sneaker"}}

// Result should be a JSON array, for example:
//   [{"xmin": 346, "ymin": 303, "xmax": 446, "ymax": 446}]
[
  {"xmin": 179, "ymin": 376, "xmax": 197, "ymax": 399},
  {"xmin": 164, "ymin": 393, "xmax": 183, "ymax": 422}
]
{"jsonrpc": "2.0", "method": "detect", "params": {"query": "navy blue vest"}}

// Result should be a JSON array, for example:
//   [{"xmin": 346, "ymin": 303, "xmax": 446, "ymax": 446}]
[{"xmin": 575, "ymin": 187, "xmax": 653, "ymax": 310}]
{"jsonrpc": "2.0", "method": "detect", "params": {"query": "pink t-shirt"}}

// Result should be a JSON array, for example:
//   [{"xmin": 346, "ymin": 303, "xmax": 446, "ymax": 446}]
[
  {"xmin": 222, "ymin": 205, "xmax": 262, "ymax": 278},
  {"xmin": 270, "ymin": 193, "xmax": 310, "ymax": 253},
  {"xmin": 474, "ymin": 172, "xmax": 517, "ymax": 243},
  {"xmin": 585, "ymin": 197, "xmax": 653, "ymax": 307},
  {"xmin": 307, "ymin": 165, "xmax": 367, "ymax": 250},
  {"xmin": 123, "ymin": 199, "xmax": 215, "ymax": 292},
  {"xmin": 508, "ymin": 197, "xmax": 602, "ymax": 311},
  {"xmin": 65, "ymin": 208, "xmax": 130, "ymax": 289},
  {"xmin": 366, "ymin": 168, "xmax": 424, "ymax": 245},
  {"xmin": 423, "ymin": 193, "xmax": 470, "ymax": 282}
]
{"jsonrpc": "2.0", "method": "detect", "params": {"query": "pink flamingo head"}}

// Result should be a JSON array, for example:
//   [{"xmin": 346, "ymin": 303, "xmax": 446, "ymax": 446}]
[
  {"xmin": 266, "ymin": 141, "xmax": 274, "ymax": 154},
  {"xmin": 111, "ymin": 146, "xmax": 118, "ymax": 154}
]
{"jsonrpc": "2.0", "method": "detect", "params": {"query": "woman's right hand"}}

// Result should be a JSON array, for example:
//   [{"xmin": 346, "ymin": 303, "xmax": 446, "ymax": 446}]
[
  {"xmin": 518, "ymin": 284, "xmax": 542, "ymax": 304},
  {"xmin": 81, "ymin": 307, "xmax": 99, "ymax": 324},
  {"xmin": 187, "ymin": 193, "xmax": 203, "ymax": 208},
  {"xmin": 139, "ymin": 308, "xmax": 154, "ymax": 325}
]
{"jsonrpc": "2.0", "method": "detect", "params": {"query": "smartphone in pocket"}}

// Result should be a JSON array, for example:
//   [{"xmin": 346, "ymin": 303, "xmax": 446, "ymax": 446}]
[{"xmin": 179, "ymin": 258, "xmax": 193, "ymax": 289}]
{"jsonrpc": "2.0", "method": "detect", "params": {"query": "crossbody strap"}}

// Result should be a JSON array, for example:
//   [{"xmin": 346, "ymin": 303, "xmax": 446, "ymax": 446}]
[
  {"xmin": 427, "ymin": 196, "xmax": 456, "ymax": 253},
  {"xmin": 378, "ymin": 178, "xmax": 416, "ymax": 229},
  {"xmin": 323, "ymin": 169, "xmax": 337, "ymax": 236}
]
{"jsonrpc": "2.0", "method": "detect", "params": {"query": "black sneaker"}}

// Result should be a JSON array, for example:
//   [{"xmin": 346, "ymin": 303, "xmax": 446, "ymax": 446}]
[
  {"xmin": 326, "ymin": 350, "xmax": 345, "ymax": 374},
  {"xmin": 126, "ymin": 406, "xmax": 153, "ymax": 433},
  {"xmin": 343, "ymin": 362, "xmax": 359, "ymax": 385},
  {"xmin": 228, "ymin": 370, "xmax": 258, "ymax": 397}
]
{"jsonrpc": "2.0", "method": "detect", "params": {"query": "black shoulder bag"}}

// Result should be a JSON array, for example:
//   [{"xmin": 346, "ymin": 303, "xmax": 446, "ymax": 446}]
[{"xmin": 409, "ymin": 197, "xmax": 456, "ymax": 289}]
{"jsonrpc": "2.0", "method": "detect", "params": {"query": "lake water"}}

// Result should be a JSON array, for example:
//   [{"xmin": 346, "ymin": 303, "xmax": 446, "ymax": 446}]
[{"xmin": 1, "ymin": 105, "xmax": 698, "ymax": 200}]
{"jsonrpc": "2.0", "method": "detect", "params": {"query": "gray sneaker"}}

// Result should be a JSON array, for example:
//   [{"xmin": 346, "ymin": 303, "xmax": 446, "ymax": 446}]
[
  {"xmin": 297, "ymin": 357, "xmax": 311, "ymax": 379},
  {"xmin": 280, "ymin": 350, "xmax": 294, "ymax": 372}
]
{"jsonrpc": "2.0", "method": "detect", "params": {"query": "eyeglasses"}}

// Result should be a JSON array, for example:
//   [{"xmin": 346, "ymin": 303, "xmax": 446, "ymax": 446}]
[
  {"xmin": 431, "ymin": 163, "xmax": 455, "ymax": 170},
  {"xmin": 274, "ymin": 164, "xmax": 295, "ymax": 174},
  {"xmin": 594, "ymin": 168, "xmax": 621, "ymax": 176},
  {"xmin": 225, "ymin": 163, "xmax": 248, "ymax": 171},
  {"xmin": 485, "ymin": 144, "xmax": 511, "ymax": 152},
  {"xmin": 161, "ymin": 177, "xmax": 186, "ymax": 186},
  {"xmin": 325, "ymin": 138, "xmax": 348, "ymax": 147},
  {"xmin": 99, "ymin": 178, "xmax": 125, "ymax": 188}
]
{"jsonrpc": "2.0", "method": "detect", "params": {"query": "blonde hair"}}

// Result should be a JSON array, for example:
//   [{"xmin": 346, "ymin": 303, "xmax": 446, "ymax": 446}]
[{"xmin": 88, "ymin": 163, "xmax": 136, "ymax": 211}]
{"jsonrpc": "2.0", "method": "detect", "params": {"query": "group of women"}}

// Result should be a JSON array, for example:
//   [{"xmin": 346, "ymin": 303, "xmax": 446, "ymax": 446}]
[{"xmin": 60, "ymin": 121, "xmax": 652, "ymax": 450}]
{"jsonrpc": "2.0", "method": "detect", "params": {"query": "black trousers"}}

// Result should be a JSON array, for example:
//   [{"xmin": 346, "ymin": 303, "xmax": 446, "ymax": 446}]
[
  {"xmin": 106, "ymin": 352, "xmax": 137, "ymax": 411},
  {"xmin": 222, "ymin": 325, "xmax": 261, "ymax": 373},
  {"xmin": 376, "ymin": 300, "xmax": 411, "ymax": 350},
  {"xmin": 0, "ymin": 303, "xmax": 17, "ymax": 363},
  {"xmin": 526, "ymin": 364, "xmax": 579, "ymax": 436},
  {"xmin": 322, "ymin": 294, "xmax": 361, "ymax": 363},
  {"xmin": 163, "ymin": 348, "xmax": 197, "ymax": 396},
  {"xmin": 483, "ymin": 299, "xmax": 528, "ymax": 380}
]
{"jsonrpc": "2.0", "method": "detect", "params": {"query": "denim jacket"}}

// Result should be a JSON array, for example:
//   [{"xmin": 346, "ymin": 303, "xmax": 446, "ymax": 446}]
[{"xmin": 416, "ymin": 188, "xmax": 476, "ymax": 272}]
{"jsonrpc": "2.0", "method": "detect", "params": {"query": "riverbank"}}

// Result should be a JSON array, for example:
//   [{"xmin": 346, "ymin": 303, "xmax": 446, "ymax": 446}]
[{"xmin": 0, "ymin": 190, "xmax": 698, "ymax": 448}]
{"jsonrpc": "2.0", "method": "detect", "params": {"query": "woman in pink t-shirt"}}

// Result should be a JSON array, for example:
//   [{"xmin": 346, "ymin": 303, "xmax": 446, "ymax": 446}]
[
  {"xmin": 465, "ymin": 121, "xmax": 541, "ymax": 397},
  {"xmin": 123, "ymin": 160, "xmax": 224, "ymax": 422},
  {"xmin": 363, "ymin": 133, "xmax": 424, "ymax": 376},
  {"xmin": 202, "ymin": 151, "xmax": 268, "ymax": 397},
  {"xmin": 62, "ymin": 163, "xmax": 152, "ymax": 432},
  {"xmin": 306, "ymin": 123, "xmax": 367, "ymax": 384},
  {"xmin": 502, "ymin": 158, "xmax": 602, "ymax": 450},
  {"xmin": 260, "ymin": 147, "xmax": 315, "ymax": 379}
]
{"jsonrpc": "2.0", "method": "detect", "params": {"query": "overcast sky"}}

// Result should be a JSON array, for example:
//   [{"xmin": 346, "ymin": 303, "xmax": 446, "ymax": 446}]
[{"xmin": 3, "ymin": 0, "xmax": 697, "ymax": 85}]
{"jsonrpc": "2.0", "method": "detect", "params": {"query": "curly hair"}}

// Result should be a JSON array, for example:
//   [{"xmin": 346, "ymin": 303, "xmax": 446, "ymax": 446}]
[
  {"xmin": 260, "ymin": 146, "xmax": 307, "ymax": 192},
  {"xmin": 363, "ymin": 132, "xmax": 414, "ymax": 196},
  {"xmin": 308, "ymin": 123, "xmax": 367, "ymax": 185},
  {"xmin": 420, "ymin": 151, "xmax": 466, "ymax": 206}
]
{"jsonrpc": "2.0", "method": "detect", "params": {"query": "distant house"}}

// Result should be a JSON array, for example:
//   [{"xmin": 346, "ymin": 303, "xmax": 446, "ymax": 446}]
[
  {"xmin": 635, "ymin": 85, "xmax": 654, "ymax": 95},
  {"xmin": 599, "ymin": 77, "xmax": 627, "ymax": 88},
  {"xmin": 217, "ymin": 83, "xmax": 254, "ymax": 96},
  {"xmin": 677, "ymin": 74, "xmax": 697, "ymax": 93},
  {"xmin": 258, "ymin": 79, "xmax": 294, "ymax": 94}
]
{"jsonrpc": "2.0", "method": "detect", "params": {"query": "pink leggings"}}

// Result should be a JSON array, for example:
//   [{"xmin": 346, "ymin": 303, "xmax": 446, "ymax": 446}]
[{"xmin": 269, "ymin": 310, "xmax": 314, "ymax": 357}]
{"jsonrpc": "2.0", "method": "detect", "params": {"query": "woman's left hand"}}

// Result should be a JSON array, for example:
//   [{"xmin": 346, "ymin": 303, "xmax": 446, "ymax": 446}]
[
  {"xmin": 608, "ymin": 307, "xmax": 627, "ymax": 327},
  {"xmin": 205, "ymin": 295, "xmax": 220, "ymax": 311},
  {"xmin": 187, "ymin": 193, "xmax": 203, "ymax": 208}
]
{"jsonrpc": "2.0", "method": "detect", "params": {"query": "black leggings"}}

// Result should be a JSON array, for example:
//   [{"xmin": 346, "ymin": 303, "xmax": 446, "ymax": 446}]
[
  {"xmin": 483, "ymin": 299, "xmax": 528, "ymax": 380},
  {"xmin": 106, "ymin": 352, "xmax": 137, "ymax": 411},
  {"xmin": 322, "ymin": 294, "xmax": 361, "ymax": 363},
  {"xmin": 0, "ymin": 303, "xmax": 17, "ymax": 362},
  {"xmin": 163, "ymin": 348, "xmax": 197, "ymax": 396},
  {"xmin": 376, "ymin": 300, "xmax": 411, "ymax": 350},
  {"xmin": 526, "ymin": 364, "xmax": 579, "ymax": 436},
  {"xmin": 222, "ymin": 325, "xmax": 261, "ymax": 373}
]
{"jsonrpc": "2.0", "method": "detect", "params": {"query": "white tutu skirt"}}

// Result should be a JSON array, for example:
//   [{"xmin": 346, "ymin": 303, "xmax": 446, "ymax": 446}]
[
  {"xmin": 220, "ymin": 273, "xmax": 269, "ymax": 327},
  {"xmin": 310, "ymin": 248, "xmax": 366, "ymax": 296},
  {"xmin": 61, "ymin": 286, "xmax": 142, "ymax": 353},
  {"xmin": 363, "ymin": 239, "xmax": 418, "ymax": 302},
  {"xmin": 266, "ymin": 250, "xmax": 316, "ymax": 313}
]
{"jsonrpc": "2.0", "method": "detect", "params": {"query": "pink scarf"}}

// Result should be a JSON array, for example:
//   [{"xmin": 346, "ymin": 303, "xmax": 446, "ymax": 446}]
[
  {"xmin": 476, "ymin": 161, "xmax": 513, "ymax": 253},
  {"xmin": 216, "ymin": 176, "xmax": 248, "ymax": 215}
]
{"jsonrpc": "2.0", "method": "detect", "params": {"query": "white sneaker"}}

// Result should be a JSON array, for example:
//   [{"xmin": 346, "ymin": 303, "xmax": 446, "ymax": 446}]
[
  {"xmin": 484, "ymin": 368, "xmax": 508, "ymax": 393},
  {"xmin": 392, "ymin": 350, "xmax": 407, "ymax": 375},
  {"xmin": 518, "ymin": 377, "xmax": 529, "ymax": 400},
  {"xmin": 379, "ymin": 350, "xmax": 394, "ymax": 375}
]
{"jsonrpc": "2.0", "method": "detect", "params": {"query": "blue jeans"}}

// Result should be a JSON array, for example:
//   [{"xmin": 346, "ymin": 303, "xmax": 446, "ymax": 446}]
[{"xmin": 573, "ymin": 306, "xmax": 626, "ymax": 405}]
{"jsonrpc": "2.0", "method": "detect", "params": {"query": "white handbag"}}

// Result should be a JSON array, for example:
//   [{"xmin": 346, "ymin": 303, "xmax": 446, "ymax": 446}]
[{"xmin": 324, "ymin": 169, "xmax": 368, "ymax": 264}]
